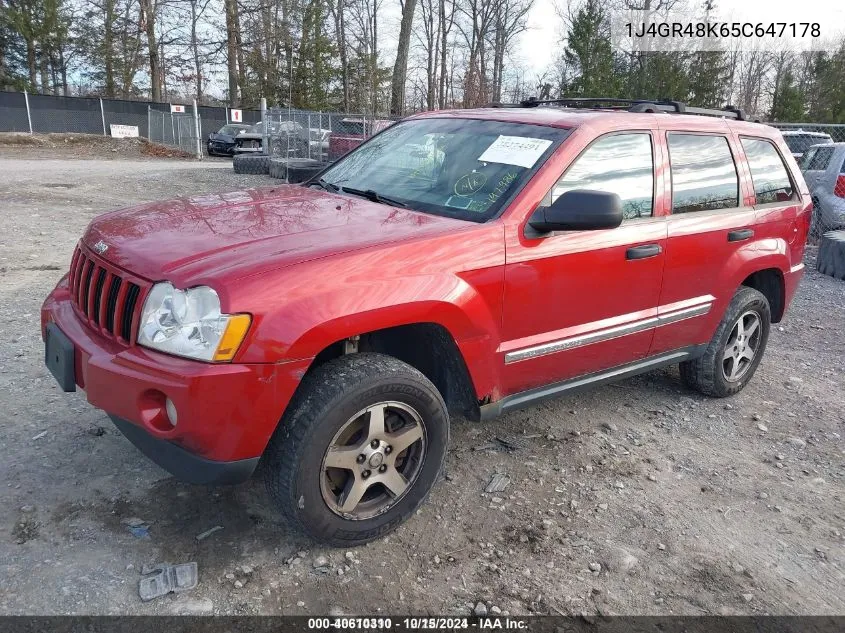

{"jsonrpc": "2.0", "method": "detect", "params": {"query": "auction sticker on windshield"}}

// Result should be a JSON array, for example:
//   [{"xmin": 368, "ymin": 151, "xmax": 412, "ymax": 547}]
[{"xmin": 478, "ymin": 135, "xmax": 553, "ymax": 168}]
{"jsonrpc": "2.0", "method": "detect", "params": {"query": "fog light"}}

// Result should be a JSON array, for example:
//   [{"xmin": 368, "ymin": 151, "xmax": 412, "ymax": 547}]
[{"xmin": 165, "ymin": 398, "xmax": 178, "ymax": 427}]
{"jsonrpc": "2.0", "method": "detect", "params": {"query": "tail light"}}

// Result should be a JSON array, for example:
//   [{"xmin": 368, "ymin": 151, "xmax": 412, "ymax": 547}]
[{"xmin": 834, "ymin": 175, "xmax": 845, "ymax": 198}]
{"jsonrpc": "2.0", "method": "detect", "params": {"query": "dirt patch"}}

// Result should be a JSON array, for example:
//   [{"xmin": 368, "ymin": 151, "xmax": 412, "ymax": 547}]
[
  {"xmin": 0, "ymin": 155, "xmax": 842, "ymax": 616},
  {"xmin": 0, "ymin": 132, "xmax": 202, "ymax": 161}
]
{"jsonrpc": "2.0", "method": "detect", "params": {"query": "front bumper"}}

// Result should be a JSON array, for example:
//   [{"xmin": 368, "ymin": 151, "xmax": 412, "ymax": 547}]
[
  {"xmin": 109, "ymin": 415, "xmax": 259, "ymax": 484},
  {"xmin": 207, "ymin": 141, "xmax": 235, "ymax": 156},
  {"xmin": 41, "ymin": 276, "xmax": 310, "ymax": 481}
]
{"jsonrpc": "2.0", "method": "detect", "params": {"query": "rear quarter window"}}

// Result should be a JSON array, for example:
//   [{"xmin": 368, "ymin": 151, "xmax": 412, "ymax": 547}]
[
  {"xmin": 741, "ymin": 138, "xmax": 794, "ymax": 204},
  {"xmin": 807, "ymin": 146, "xmax": 834, "ymax": 171}
]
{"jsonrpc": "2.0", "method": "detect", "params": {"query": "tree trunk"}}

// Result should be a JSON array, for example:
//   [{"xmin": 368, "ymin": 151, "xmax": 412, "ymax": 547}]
[
  {"xmin": 234, "ymin": 0, "xmax": 245, "ymax": 101},
  {"xmin": 389, "ymin": 0, "xmax": 418, "ymax": 115},
  {"xmin": 139, "ymin": 0, "xmax": 161, "ymax": 101},
  {"xmin": 26, "ymin": 40, "xmax": 37, "ymax": 88},
  {"xmin": 438, "ymin": 0, "xmax": 448, "ymax": 108},
  {"xmin": 103, "ymin": 0, "xmax": 116, "ymax": 96},
  {"xmin": 371, "ymin": 7, "xmax": 378, "ymax": 113},
  {"xmin": 224, "ymin": 0, "xmax": 240, "ymax": 105},
  {"xmin": 190, "ymin": 0, "xmax": 203, "ymax": 101},
  {"xmin": 330, "ymin": 0, "xmax": 350, "ymax": 111},
  {"xmin": 59, "ymin": 46, "xmax": 68, "ymax": 95},
  {"xmin": 39, "ymin": 48, "xmax": 49, "ymax": 93}
]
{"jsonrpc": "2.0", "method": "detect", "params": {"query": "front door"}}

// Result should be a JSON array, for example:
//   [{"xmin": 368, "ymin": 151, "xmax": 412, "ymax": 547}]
[{"xmin": 500, "ymin": 132, "xmax": 667, "ymax": 396}]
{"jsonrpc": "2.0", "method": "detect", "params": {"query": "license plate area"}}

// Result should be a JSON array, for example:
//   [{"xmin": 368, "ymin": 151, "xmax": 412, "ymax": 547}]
[{"xmin": 45, "ymin": 323, "xmax": 76, "ymax": 392}]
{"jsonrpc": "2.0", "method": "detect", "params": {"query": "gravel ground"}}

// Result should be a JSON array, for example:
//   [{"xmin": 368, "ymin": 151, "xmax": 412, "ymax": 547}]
[{"xmin": 0, "ymin": 155, "xmax": 843, "ymax": 616}]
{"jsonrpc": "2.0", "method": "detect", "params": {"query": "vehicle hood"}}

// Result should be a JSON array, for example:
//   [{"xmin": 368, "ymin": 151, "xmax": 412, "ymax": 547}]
[
  {"xmin": 81, "ymin": 185, "xmax": 470, "ymax": 285},
  {"xmin": 208, "ymin": 132, "xmax": 237, "ymax": 143}
]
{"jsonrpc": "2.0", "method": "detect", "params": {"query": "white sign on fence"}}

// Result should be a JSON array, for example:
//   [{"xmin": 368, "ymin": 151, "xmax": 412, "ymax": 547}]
[
  {"xmin": 170, "ymin": 104, "xmax": 186, "ymax": 114},
  {"xmin": 109, "ymin": 124, "xmax": 139, "ymax": 138},
  {"xmin": 230, "ymin": 109, "xmax": 243, "ymax": 122}
]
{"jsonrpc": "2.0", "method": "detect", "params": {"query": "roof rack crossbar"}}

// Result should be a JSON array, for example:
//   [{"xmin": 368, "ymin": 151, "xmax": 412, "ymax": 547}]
[{"xmin": 518, "ymin": 96, "xmax": 752, "ymax": 121}]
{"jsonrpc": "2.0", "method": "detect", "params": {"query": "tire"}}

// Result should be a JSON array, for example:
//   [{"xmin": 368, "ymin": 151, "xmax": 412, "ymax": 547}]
[
  {"xmin": 262, "ymin": 353, "xmax": 449, "ymax": 546},
  {"xmin": 268, "ymin": 158, "xmax": 287, "ymax": 180},
  {"xmin": 287, "ymin": 162, "xmax": 323, "ymax": 184},
  {"xmin": 680, "ymin": 286, "xmax": 771, "ymax": 397},
  {"xmin": 233, "ymin": 153, "xmax": 270, "ymax": 175},
  {"xmin": 817, "ymin": 230, "xmax": 845, "ymax": 280}
]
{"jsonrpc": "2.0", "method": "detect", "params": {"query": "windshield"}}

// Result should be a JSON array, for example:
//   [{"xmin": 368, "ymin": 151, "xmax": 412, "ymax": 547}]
[
  {"xmin": 318, "ymin": 118, "xmax": 568, "ymax": 222},
  {"xmin": 784, "ymin": 134, "xmax": 832, "ymax": 154},
  {"xmin": 218, "ymin": 124, "xmax": 247, "ymax": 135}
]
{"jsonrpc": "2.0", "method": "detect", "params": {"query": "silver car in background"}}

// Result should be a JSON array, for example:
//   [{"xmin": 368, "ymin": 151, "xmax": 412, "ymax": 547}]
[
  {"xmin": 800, "ymin": 142, "xmax": 845, "ymax": 235},
  {"xmin": 782, "ymin": 129, "xmax": 833, "ymax": 161}
]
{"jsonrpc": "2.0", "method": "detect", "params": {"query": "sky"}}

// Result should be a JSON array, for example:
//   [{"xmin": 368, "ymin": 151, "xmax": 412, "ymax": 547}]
[{"xmin": 510, "ymin": 0, "xmax": 844, "ymax": 81}]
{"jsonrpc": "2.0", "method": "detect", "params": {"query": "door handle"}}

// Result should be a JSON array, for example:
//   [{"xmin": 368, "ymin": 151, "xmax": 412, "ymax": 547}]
[
  {"xmin": 728, "ymin": 228, "xmax": 754, "ymax": 242},
  {"xmin": 626, "ymin": 244, "xmax": 662, "ymax": 260}
]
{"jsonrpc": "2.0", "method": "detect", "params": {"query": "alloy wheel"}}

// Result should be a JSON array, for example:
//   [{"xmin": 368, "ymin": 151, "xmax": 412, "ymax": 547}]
[
  {"xmin": 320, "ymin": 401, "xmax": 426, "ymax": 520},
  {"xmin": 722, "ymin": 310, "xmax": 762, "ymax": 382}
]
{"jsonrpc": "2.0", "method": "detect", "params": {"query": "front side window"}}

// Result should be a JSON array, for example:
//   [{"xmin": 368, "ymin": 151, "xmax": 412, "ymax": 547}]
[
  {"xmin": 668, "ymin": 134, "xmax": 739, "ymax": 214},
  {"xmin": 319, "ymin": 118, "xmax": 568, "ymax": 222},
  {"xmin": 741, "ymin": 138, "xmax": 794, "ymax": 204},
  {"xmin": 545, "ymin": 133, "xmax": 654, "ymax": 220}
]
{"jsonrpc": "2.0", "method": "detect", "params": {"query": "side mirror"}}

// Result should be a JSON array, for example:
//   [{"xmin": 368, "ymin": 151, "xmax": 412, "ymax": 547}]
[{"xmin": 527, "ymin": 190, "xmax": 624, "ymax": 236}]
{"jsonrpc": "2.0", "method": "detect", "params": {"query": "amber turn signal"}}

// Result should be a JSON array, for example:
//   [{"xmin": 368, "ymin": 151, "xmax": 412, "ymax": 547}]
[{"xmin": 212, "ymin": 314, "xmax": 252, "ymax": 361}]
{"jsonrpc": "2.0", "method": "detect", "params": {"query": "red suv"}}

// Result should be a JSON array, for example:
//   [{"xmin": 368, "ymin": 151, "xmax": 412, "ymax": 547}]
[{"xmin": 42, "ymin": 99, "xmax": 810, "ymax": 546}]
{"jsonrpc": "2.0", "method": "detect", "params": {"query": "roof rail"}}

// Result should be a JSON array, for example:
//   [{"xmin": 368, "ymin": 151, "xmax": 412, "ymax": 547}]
[{"xmin": 518, "ymin": 97, "xmax": 758, "ymax": 122}]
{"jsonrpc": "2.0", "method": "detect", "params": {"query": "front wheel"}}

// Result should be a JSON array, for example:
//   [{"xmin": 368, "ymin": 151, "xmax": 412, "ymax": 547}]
[
  {"xmin": 680, "ymin": 286, "xmax": 771, "ymax": 397},
  {"xmin": 262, "ymin": 353, "xmax": 449, "ymax": 546}
]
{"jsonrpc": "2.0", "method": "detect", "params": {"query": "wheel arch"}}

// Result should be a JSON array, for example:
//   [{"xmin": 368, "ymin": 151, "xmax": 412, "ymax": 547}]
[
  {"xmin": 740, "ymin": 267, "xmax": 785, "ymax": 323},
  {"xmin": 305, "ymin": 322, "xmax": 482, "ymax": 419}
]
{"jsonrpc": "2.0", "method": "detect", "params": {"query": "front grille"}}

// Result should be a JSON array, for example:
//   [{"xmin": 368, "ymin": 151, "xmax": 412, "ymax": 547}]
[{"xmin": 68, "ymin": 244, "xmax": 148, "ymax": 344}]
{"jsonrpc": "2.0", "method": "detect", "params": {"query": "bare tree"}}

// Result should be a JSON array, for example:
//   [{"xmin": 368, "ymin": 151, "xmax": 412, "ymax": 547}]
[
  {"xmin": 390, "ymin": 0, "xmax": 417, "ymax": 114},
  {"xmin": 223, "ymin": 0, "xmax": 240, "ymax": 104},
  {"xmin": 138, "ymin": 0, "xmax": 161, "ymax": 100}
]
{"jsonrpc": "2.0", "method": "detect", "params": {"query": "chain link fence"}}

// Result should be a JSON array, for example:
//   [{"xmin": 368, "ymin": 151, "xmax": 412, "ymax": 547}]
[
  {"xmin": 147, "ymin": 108, "xmax": 203, "ymax": 156},
  {"xmin": 252, "ymin": 108, "xmax": 401, "ymax": 166},
  {"xmin": 1, "ymin": 91, "xmax": 844, "ymax": 235},
  {"xmin": 771, "ymin": 123, "xmax": 845, "ymax": 238}
]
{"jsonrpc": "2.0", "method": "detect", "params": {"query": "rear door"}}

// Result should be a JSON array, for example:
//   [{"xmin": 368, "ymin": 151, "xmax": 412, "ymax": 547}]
[
  {"xmin": 650, "ymin": 131, "xmax": 755, "ymax": 356},
  {"xmin": 803, "ymin": 145, "xmax": 835, "ymax": 194}
]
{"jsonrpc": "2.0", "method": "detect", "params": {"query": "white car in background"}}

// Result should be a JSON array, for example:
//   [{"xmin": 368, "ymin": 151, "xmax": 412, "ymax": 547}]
[
  {"xmin": 782, "ymin": 129, "xmax": 833, "ymax": 160},
  {"xmin": 800, "ymin": 142, "xmax": 845, "ymax": 234}
]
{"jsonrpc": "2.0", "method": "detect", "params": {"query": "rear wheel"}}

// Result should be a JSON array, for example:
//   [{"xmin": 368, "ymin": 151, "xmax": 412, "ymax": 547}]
[
  {"xmin": 680, "ymin": 286, "xmax": 771, "ymax": 397},
  {"xmin": 262, "ymin": 353, "xmax": 449, "ymax": 546}
]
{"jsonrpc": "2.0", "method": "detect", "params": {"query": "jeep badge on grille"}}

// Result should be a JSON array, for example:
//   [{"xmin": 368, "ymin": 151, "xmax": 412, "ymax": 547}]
[{"xmin": 93, "ymin": 240, "xmax": 109, "ymax": 255}]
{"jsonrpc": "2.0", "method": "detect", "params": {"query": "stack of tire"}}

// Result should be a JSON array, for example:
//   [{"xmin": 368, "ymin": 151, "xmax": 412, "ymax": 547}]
[
  {"xmin": 817, "ymin": 230, "xmax": 845, "ymax": 280},
  {"xmin": 268, "ymin": 158, "xmax": 324, "ymax": 183},
  {"xmin": 233, "ymin": 154, "xmax": 271, "ymax": 175}
]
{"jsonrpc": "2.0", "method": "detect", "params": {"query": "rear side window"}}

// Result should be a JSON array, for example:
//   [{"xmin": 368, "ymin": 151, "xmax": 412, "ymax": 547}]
[
  {"xmin": 547, "ymin": 133, "xmax": 654, "ymax": 219},
  {"xmin": 668, "ymin": 134, "xmax": 739, "ymax": 213},
  {"xmin": 741, "ymin": 138, "xmax": 794, "ymax": 204},
  {"xmin": 800, "ymin": 148, "xmax": 817, "ymax": 170},
  {"xmin": 806, "ymin": 146, "xmax": 834, "ymax": 170}
]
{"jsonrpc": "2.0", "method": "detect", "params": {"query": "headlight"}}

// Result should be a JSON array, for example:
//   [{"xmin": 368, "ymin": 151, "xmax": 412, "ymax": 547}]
[{"xmin": 137, "ymin": 283, "xmax": 251, "ymax": 362}]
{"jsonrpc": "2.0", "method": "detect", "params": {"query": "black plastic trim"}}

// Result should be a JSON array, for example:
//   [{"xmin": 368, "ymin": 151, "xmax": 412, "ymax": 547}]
[
  {"xmin": 479, "ymin": 346, "xmax": 706, "ymax": 420},
  {"xmin": 728, "ymin": 229, "xmax": 755, "ymax": 242},
  {"xmin": 109, "ymin": 415, "xmax": 259, "ymax": 485},
  {"xmin": 626, "ymin": 244, "xmax": 662, "ymax": 259}
]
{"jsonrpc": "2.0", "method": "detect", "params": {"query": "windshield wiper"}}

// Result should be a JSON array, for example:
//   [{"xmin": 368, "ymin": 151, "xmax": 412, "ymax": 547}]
[
  {"xmin": 341, "ymin": 186, "xmax": 407, "ymax": 208},
  {"xmin": 311, "ymin": 177, "xmax": 340, "ymax": 192}
]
